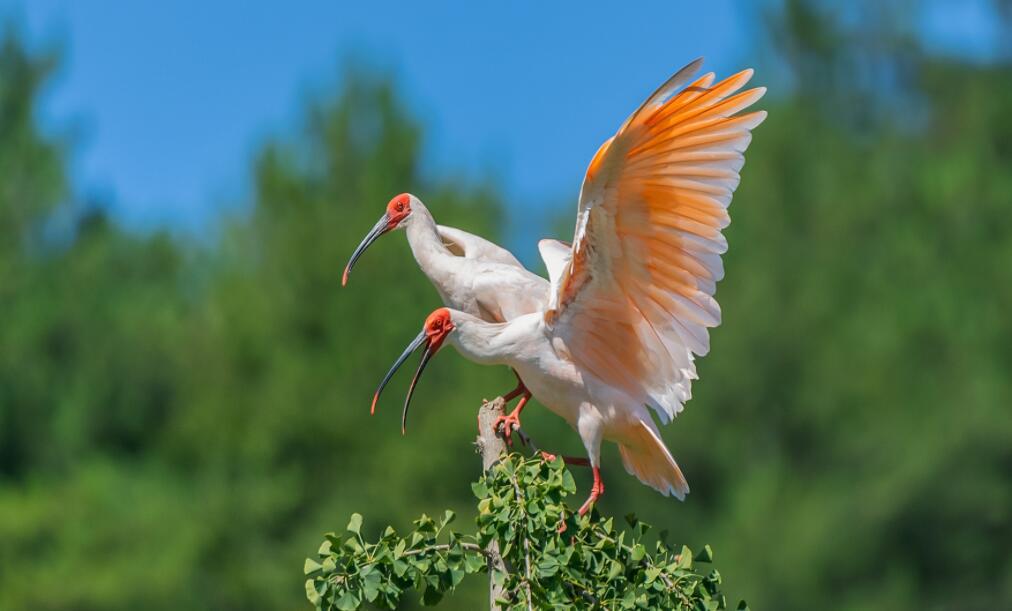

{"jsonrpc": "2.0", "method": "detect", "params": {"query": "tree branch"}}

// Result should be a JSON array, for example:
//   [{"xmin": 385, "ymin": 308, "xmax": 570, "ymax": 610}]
[
  {"xmin": 401, "ymin": 543, "xmax": 487, "ymax": 558},
  {"xmin": 476, "ymin": 398, "xmax": 509, "ymax": 610},
  {"xmin": 508, "ymin": 465, "xmax": 534, "ymax": 611}
]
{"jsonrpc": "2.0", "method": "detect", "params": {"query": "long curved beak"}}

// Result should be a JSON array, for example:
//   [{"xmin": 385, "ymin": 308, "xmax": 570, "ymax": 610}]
[
  {"xmin": 401, "ymin": 340, "xmax": 439, "ymax": 435},
  {"xmin": 371, "ymin": 327, "xmax": 448, "ymax": 435},
  {"xmin": 371, "ymin": 329, "xmax": 426, "ymax": 416},
  {"xmin": 342, "ymin": 213, "xmax": 391, "ymax": 286}
]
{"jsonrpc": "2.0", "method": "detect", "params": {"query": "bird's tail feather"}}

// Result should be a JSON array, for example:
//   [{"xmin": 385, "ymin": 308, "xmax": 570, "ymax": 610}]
[{"xmin": 618, "ymin": 420, "xmax": 689, "ymax": 500}]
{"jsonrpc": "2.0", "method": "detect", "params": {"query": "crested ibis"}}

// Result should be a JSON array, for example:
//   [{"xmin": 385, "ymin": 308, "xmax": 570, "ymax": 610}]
[{"xmin": 372, "ymin": 58, "xmax": 766, "ymax": 514}]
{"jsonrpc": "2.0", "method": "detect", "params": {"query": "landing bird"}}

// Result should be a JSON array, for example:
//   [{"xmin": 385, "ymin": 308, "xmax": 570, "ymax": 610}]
[
  {"xmin": 372, "ymin": 58, "xmax": 766, "ymax": 515},
  {"xmin": 343, "ymin": 192, "xmax": 549, "ymax": 420}
]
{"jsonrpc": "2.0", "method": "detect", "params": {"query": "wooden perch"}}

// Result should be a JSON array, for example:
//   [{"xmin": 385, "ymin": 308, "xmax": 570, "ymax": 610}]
[{"xmin": 476, "ymin": 397, "xmax": 509, "ymax": 610}]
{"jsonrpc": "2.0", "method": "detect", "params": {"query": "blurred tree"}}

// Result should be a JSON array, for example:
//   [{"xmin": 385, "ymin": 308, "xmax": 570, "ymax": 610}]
[
  {"xmin": 0, "ymin": 39, "xmax": 507, "ymax": 611},
  {"xmin": 0, "ymin": 27, "xmax": 65, "ymax": 259}
]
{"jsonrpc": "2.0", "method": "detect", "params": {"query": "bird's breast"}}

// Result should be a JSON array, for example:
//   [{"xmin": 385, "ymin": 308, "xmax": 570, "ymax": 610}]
[{"xmin": 512, "ymin": 349, "xmax": 587, "ymax": 428}]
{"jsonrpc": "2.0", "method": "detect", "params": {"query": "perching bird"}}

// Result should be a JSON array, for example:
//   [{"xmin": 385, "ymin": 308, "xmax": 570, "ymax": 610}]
[
  {"xmin": 372, "ymin": 58, "xmax": 766, "ymax": 515},
  {"xmin": 343, "ymin": 193, "xmax": 549, "ymax": 417}
]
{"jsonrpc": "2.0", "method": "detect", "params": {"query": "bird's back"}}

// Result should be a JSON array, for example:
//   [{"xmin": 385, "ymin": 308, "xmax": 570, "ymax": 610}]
[{"xmin": 425, "ymin": 246, "xmax": 549, "ymax": 324}]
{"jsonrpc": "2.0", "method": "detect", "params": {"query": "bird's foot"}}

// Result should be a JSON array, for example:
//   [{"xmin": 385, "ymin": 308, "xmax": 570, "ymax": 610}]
[{"xmin": 494, "ymin": 407, "xmax": 524, "ymax": 447}]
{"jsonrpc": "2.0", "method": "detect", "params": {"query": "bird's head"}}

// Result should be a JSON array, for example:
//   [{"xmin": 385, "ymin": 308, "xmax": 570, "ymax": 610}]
[
  {"xmin": 342, "ymin": 192, "xmax": 418, "ymax": 286},
  {"xmin": 370, "ymin": 307, "xmax": 457, "ymax": 434}
]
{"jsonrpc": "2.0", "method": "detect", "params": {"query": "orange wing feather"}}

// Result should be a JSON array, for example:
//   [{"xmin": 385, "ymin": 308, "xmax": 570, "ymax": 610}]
[{"xmin": 546, "ymin": 59, "xmax": 766, "ymax": 423}]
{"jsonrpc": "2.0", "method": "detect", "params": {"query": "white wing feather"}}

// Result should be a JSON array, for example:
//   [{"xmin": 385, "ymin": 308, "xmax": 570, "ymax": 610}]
[{"xmin": 437, "ymin": 225, "xmax": 525, "ymax": 269}]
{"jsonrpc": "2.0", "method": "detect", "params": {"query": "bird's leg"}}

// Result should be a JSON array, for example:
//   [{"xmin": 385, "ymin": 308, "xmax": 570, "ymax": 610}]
[
  {"xmin": 577, "ymin": 467, "xmax": 605, "ymax": 517},
  {"xmin": 495, "ymin": 370, "xmax": 531, "ymax": 447},
  {"xmin": 500, "ymin": 369, "xmax": 527, "ymax": 403},
  {"xmin": 538, "ymin": 451, "xmax": 591, "ymax": 467},
  {"xmin": 556, "ymin": 466, "xmax": 604, "ymax": 534}
]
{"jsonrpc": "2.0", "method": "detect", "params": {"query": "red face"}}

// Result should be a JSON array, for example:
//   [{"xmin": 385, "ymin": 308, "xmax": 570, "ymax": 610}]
[
  {"xmin": 423, "ymin": 308, "xmax": 455, "ymax": 351},
  {"xmin": 385, "ymin": 193, "xmax": 412, "ymax": 228}
]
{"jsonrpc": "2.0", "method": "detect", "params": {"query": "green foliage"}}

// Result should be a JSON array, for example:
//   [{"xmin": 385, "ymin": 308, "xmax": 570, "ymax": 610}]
[
  {"xmin": 305, "ymin": 510, "xmax": 478, "ymax": 609},
  {"xmin": 307, "ymin": 454, "xmax": 743, "ymax": 610}
]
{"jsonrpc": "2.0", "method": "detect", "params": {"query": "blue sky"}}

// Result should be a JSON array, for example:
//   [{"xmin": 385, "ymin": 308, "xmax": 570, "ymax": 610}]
[
  {"xmin": 2, "ymin": 0, "xmax": 999, "ymax": 242},
  {"xmin": 4, "ymin": 1, "xmax": 753, "ymax": 236}
]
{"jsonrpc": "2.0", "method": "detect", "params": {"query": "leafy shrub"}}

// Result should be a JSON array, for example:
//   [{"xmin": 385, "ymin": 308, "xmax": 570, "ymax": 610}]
[{"xmin": 306, "ymin": 453, "xmax": 746, "ymax": 610}]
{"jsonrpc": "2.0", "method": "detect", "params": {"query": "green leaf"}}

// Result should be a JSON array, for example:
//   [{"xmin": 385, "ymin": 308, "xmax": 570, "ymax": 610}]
[
  {"xmin": 305, "ymin": 579, "xmax": 321, "ymax": 606},
  {"xmin": 392, "ymin": 558, "xmax": 409, "ymax": 577},
  {"xmin": 346, "ymin": 513, "xmax": 363, "ymax": 536},
  {"xmin": 695, "ymin": 544, "xmax": 714, "ymax": 563},
  {"xmin": 464, "ymin": 552, "xmax": 485, "ymax": 573},
  {"xmin": 677, "ymin": 545, "xmax": 693, "ymax": 569},
  {"xmin": 321, "ymin": 556, "xmax": 337, "ymax": 574},
  {"xmin": 608, "ymin": 558, "xmax": 624, "ymax": 580},
  {"xmin": 342, "ymin": 536, "xmax": 363, "ymax": 553},
  {"xmin": 471, "ymin": 480, "xmax": 488, "ymax": 498},
  {"xmin": 303, "ymin": 558, "xmax": 322, "ymax": 575},
  {"xmin": 318, "ymin": 539, "xmax": 333, "ymax": 556},
  {"xmin": 630, "ymin": 543, "xmax": 646, "ymax": 562},
  {"xmin": 645, "ymin": 567, "xmax": 662, "ymax": 584},
  {"xmin": 362, "ymin": 569, "xmax": 382, "ymax": 602},
  {"xmin": 415, "ymin": 513, "xmax": 436, "ymax": 534},
  {"xmin": 333, "ymin": 591, "xmax": 359, "ymax": 611},
  {"xmin": 561, "ymin": 470, "xmax": 577, "ymax": 494},
  {"xmin": 537, "ymin": 554, "xmax": 559, "ymax": 578}
]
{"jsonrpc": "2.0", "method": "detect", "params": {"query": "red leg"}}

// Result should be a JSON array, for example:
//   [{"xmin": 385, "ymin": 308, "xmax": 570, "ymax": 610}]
[
  {"xmin": 539, "ymin": 451, "xmax": 591, "ymax": 467},
  {"xmin": 577, "ymin": 467, "xmax": 604, "ymax": 517},
  {"xmin": 501, "ymin": 369, "xmax": 527, "ymax": 403},
  {"xmin": 557, "ymin": 465, "xmax": 603, "ymax": 533}
]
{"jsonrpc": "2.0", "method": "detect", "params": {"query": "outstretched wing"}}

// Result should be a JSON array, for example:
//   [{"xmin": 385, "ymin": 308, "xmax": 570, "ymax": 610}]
[{"xmin": 543, "ymin": 58, "xmax": 766, "ymax": 423}]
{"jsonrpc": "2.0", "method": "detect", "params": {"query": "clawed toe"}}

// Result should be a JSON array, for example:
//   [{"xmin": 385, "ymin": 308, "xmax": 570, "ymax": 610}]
[{"xmin": 494, "ymin": 413, "xmax": 522, "ymax": 446}]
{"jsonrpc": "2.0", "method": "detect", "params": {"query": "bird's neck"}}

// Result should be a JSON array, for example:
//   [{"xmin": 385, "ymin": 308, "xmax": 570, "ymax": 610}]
[
  {"xmin": 404, "ymin": 204, "xmax": 454, "ymax": 283},
  {"xmin": 450, "ymin": 312, "xmax": 539, "ymax": 368}
]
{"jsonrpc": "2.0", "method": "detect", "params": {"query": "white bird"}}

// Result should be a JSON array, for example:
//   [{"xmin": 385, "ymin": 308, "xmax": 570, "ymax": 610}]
[
  {"xmin": 343, "ymin": 193, "xmax": 548, "ymax": 420},
  {"xmin": 372, "ymin": 58, "xmax": 766, "ymax": 515}
]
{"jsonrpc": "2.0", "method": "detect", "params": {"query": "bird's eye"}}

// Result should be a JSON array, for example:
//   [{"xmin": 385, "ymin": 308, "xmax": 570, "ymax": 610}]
[{"xmin": 396, "ymin": 203, "xmax": 404, "ymax": 212}]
